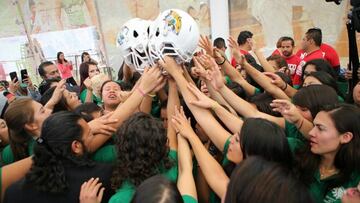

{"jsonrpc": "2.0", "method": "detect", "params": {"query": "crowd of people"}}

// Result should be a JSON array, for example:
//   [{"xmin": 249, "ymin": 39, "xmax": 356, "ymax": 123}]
[{"xmin": 0, "ymin": 8, "xmax": 360, "ymax": 203}]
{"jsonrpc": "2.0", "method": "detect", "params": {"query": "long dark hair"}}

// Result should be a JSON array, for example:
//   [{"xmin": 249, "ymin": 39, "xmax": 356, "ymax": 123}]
[
  {"xmin": 301, "ymin": 59, "xmax": 336, "ymax": 81},
  {"xmin": 295, "ymin": 104, "xmax": 360, "ymax": 190},
  {"xmin": 4, "ymin": 98, "xmax": 35, "ymax": 161},
  {"xmin": 111, "ymin": 112, "xmax": 174, "ymax": 190},
  {"xmin": 131, "ymin": 175, "xmax": 183, "ymax": 203},
  {"xmin": 25, "ymin": 111, "xmax": 94, "ymax": 193},
  {"xmin": 303, "ymin": 71, "xmax": 344, "ymax": 99},
  {"xmin": 239, "ymin": 118, "xmax": 293, "ymax": 168},
  {"xmin": 293, "ymin": 85, "xmax": 339, "ymax": 119},
  {"xmin": 79, "ymin": 61, "xmax": 98, "ymax": 92},
  {"xmin": 57, "ymin": 52, "xmax": 67, "ymax": 64},
  {"xmin": 225, "ymin": 156, "xmax": 314, "ymax": 203}
]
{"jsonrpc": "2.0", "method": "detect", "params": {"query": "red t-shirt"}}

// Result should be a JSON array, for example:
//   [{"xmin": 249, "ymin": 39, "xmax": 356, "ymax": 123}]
[
  {"xmin": 293, "ymin": 49, "xmax": 324, "ymax": 86},
  {"xmin": 296, "ymin": 43, "xmax": 339, "ymax": 68},
  {"xmin": 231, "ymin": 49, "xmax": 250, "ymax": 67},
  {"xmin": 285, "ymin": 55, "xmax": 301, "ymax": 82},
  {"xmin": 320, "ymin": 43, "xmax": 340, "ymax": 68}
]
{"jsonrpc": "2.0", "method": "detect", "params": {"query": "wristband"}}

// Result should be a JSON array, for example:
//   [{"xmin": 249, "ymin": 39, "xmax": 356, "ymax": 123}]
[
  {"xmin": 216, "ymin": 57, "xmax": 226, "ymax": 65},
  {"xmin": 281, "ymin": 82, "xmax": 288, "ymax": 91},
  {"xmin": 147, "ymin": 93, "xmax": 156, "ymax": 98}
]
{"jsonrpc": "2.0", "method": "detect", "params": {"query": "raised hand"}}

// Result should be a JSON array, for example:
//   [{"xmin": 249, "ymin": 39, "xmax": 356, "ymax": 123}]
[
  {"xmin": 187, "ymin": 83, "xmax": 217, "ymax": 109},
  {"xmin": 171, "ymin": 106, "xmax": 196, "ymax": 140},
  {"xmin": 228, "ymin": 37, "xmax": 245, "ymax": 65},
  {"xmin": 158, "ymin": 56, "xmax": 182, "ymax": 76},
  {"xmin": 9, "ymin": 78, "xmax": 20, "ymax": 93},
  {"xmin": 88, "ymin": 112, "xmax": 118, "ymax": 136},
  {"xmin": 192, "ymin": 57, "xmax": 211, "ymax": 80},
  {"xmin": 270, "ymin": 99, "xmax": 303, "ymax": 124},
  {"xmin": 83, "ymin": 77, "xmax": 93, "ymax": 91},
  {"xmin": 139, "ymin": 65, "xmax": 164, "ymax": 94},
  {"xmin": 263, "ymin": 72, "xmax": 287, "ymax": 90},
  {"xmin": 198, "ymin": 35, "xmax": 214, "ymax": 57},
  {"xmin": 208, "ymin": 64, "xmax": 225, "ymax": 90},
  {"xmin": 79, "ymin": 178, "xmax": 104, "ymax": 203}
]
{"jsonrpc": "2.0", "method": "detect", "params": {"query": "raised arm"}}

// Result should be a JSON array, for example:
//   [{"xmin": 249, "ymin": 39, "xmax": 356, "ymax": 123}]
[
  {"xmin": 228, "ymin": 37, "xmax": 290, "ymax": 100},
  {"xmin": 167, "ymin": 79, "xmax": 180, "ymax": 150},
  {"xmin": 159, "ymin": 56, "xmax": 231, "ymax": 151},
  {"xmin": 175, "ymin": 112, "xmax": 197, "ymax": 200},
  {"xmin": 172, "ymin": 107, "xmax": 229, "ymax": 198}
]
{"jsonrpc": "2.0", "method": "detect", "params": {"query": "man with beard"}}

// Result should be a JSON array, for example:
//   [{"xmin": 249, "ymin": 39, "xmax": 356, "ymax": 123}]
[
  {"xmin": 278, "ymin": 36, "xmax": 301, "ymax": 84},
  {"xmin": 3, "ymin": 111, "xmax": 114, "ymax": 203}
]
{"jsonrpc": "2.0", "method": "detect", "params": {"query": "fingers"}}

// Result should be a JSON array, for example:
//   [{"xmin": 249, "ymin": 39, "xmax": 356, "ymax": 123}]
[{"xmin": 97, "ymin": 187, "xmax": 105, "ymax": 202}]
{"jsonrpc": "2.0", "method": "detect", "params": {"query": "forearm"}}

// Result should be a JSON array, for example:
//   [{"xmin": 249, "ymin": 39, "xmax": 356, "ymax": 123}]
[
  {"xmin": 212, "ymin": 103, "xmax": 243, "ymax": 134},
  {"xmin": 171, "ymin": 69, "xmax": 230, "ymax": 151},
  {"xmin": 188, "ymin": 134, "xmax": 229, "ymax": 198},
  {"xmin": 204, "ymin": 79, "xmax": 237, "ymax": 115},
  {"xmin": 254, "ymin": 49, "xmax": 276, "ymax": 72},
  {"xmin": 85, "ymin": 89, "xmax": 93, "ymax": 103},
  {"xmin": 167, "ymin": 81, "xmax": 180, "ymax": 150},
  {"xmin": 177, "ymin": 135, "xmax": 196, "ymax": 199},
  {"xmin": 139, "ymin": 96, "xmax": 152, "ymax": 114},
  {"xmin": 232, "ymin": 77, "xmax": 256, "ymax": 97},
  {"xmin": 243, "ymin": 62, "xmax": 289, "ymax": 100}
]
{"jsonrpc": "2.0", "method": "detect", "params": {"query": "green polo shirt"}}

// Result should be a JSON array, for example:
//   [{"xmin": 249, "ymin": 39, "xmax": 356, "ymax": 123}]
[
  {"xmin": 182, "ymin": 195, "xmax": 197, "ymax": 203},
  {"xmin": 109, "ymin": 150, "xmax": 178, "ymax": 203},
  {"xmin": 80, "ymin": 89, "xmax": 102, "ymax": 105},
  {"xmin": 91, "ymin": 144, "xmax": 116, "ymax": 163}
]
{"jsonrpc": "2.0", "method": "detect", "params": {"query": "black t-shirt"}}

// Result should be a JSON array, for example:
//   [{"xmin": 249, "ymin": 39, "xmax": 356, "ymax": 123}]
[{"xmin": 4, "ymin": 163, "xmax": 114, "ymax": 203}]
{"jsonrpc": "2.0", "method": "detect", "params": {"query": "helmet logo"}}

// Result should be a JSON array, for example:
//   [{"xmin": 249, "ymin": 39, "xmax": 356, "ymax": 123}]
[
  {"xmin": 163, "ymin": 10, "xmax": 182, "ymax": 36},
  {"xmin": 117, "ymin": 27, "xmax": 129, "ymax": 46}
]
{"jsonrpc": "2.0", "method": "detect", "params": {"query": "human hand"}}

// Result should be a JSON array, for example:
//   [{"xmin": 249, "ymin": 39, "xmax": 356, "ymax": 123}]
[
  {"xmin": 171, "ymin": 106, "xmax": 196, "ymax": 140},
  {"xmin": 84, "ymin": 77, "xmax": 93, "ymax": 91},
  {"xmin": 9, "ymin": 78, "xmax": 20, "ymax": 93},
  {"xmin": 263, "ymin": 72, "xmax": 287, "ymax": 90},
  {"xmin": 88, "ymin": 112, "xmax": 118, "ymax": 136},
  {"xmin": 187, "ymin": 83, "xmax": 217, "ymax": 109},
  {"xmin": 270, "ymin": 99, "xmax": 303, "ymax": 124},
  {"xmin": 79, "ymin": 178, "xmax": 104, "ymax": 203},
  {"xmin": 198, "ymin": 35, "xmax": 214, "ymax": 57},
  {"xmin": 138, "ymin": 65, "xmax": 164, "ymax": 94}
]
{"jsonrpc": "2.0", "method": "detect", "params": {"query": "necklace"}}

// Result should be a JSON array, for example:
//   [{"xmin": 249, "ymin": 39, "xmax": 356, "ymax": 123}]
[{"xmin": 319, "ymin": 166, "xmax": 339, "ymax": 179}]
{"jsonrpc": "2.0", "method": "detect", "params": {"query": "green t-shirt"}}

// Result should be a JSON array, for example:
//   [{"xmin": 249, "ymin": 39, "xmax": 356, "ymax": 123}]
[
  {"xmin": 225, "ymin": 76, "xmax": 231, "ymax": 85},
  {"xmin": 182, "ymin": 195, "xmax": 197, "ymax": 203},
  {"xmin": 109, "ymin": 150, "xmax": 178, "ymax": 203},
  {"xmin": 309, "ymin": 171, "xmax": 360, "ymax": 203},
  {"xmin": 1, "ymin": 139, "xmax": 35, "ymax": 166},
  {"xmin": 285, "ymin": 120, "xmax": 307, "ymax": 142},
  {"xmin": 92, "ymin": 144, "xmax": 116, "ymax": 163},
  {"xmin": 287, "ymin": 137, "xmax": 360, "ymax": 203},
  {"xmin": 80, "ymin": 89, "xmax": 102, "ymax": 105}
]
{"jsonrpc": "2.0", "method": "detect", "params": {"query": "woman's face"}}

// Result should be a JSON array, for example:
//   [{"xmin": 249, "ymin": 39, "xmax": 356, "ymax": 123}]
[
  {"xmin": 77, "ymin": 119, "xmax": 94, "ymax": 155},
  {"xmin": 200, "ymin": 80, "xmax": 210, "ymax": 97},
  {"xmin": 353, "ymin": 82, "xmax": 360, "ymax": 106},
  {"xmin": 102, "ymin": 82, "xmax": 122, "ymax": 108},
  {"xmin": 303, "ymin": 64, "xmax": 317, "ymax": 79},
  {"xmin": 308, "ymin": 111, "xmax": 352, "ymax": 156},
  {"xmin": 83, "ymin": 54, "xmax": 90, "ymax": 62},
  {"xmin": 63, "ymin": 89, "xmax": 81, "ymax": 110},
  {"xmin": 227, "ymin": 133, "xmax": 243, "ymax": 164},
  {"xmin": 31, "ymin": 101, "xmax": 52, "ymax": 135},
  {"xmin": 303, "ymin": 76, "xmax": 322, "ymax": 87},
  {"xmin": 59, "ymin": 53, "xmax": 64, "ymax": 60},
  {"xmin": 88, "ymin": 65, "xmax": 100, "ymax": 79},
  {"xmin": 0, "ymin": 119, "xmax": 9, "ymax": 145}
]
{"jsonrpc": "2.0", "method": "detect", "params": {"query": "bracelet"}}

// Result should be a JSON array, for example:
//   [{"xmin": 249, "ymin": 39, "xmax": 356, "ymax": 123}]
[
  {"xmin": 211, "ymin": 101, "xmax": 220, "ymax": 110},
  {"xmin": 136, "ymin": 87, "xmax": 146, "ymax": 97},
  {"xmin": 147, "ymin": 93, "xmax": 156, "ymax": 98},
  {"xmin": 216, "ymin": 57, "xmax": 226, "ymax": 65},
  {"xmin": 281, "ymin": 82, "xmax": 288, "ymax": 91}
]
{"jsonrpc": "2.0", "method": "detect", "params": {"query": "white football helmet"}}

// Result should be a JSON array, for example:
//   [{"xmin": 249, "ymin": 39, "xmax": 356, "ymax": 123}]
[
  {"xmin": 116, "ymin": 18, "xmax": 152, "ymax": 73},
  {"xmin": 148, "ymin": 9, "xmax": 200, "ymax": 65}
]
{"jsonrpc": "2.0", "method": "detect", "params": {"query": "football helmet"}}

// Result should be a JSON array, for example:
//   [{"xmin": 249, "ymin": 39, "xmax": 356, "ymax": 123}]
[
  {"xmin": 116, "ymin": 18, "xmax": 152, "ymax": 73},
  {"xmin": 148, "ymin": 9, "xmax": 200, "ymax": 65}
]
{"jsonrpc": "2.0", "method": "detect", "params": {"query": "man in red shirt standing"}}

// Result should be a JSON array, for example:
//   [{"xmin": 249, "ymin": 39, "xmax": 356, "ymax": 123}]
[
  {"xmin": 293, "ymin": 28, "xmax": 325, "ymax": 86},
  {"xmin": 277, "ymin": 37, "xmax": 301, "ymax": 84}
]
